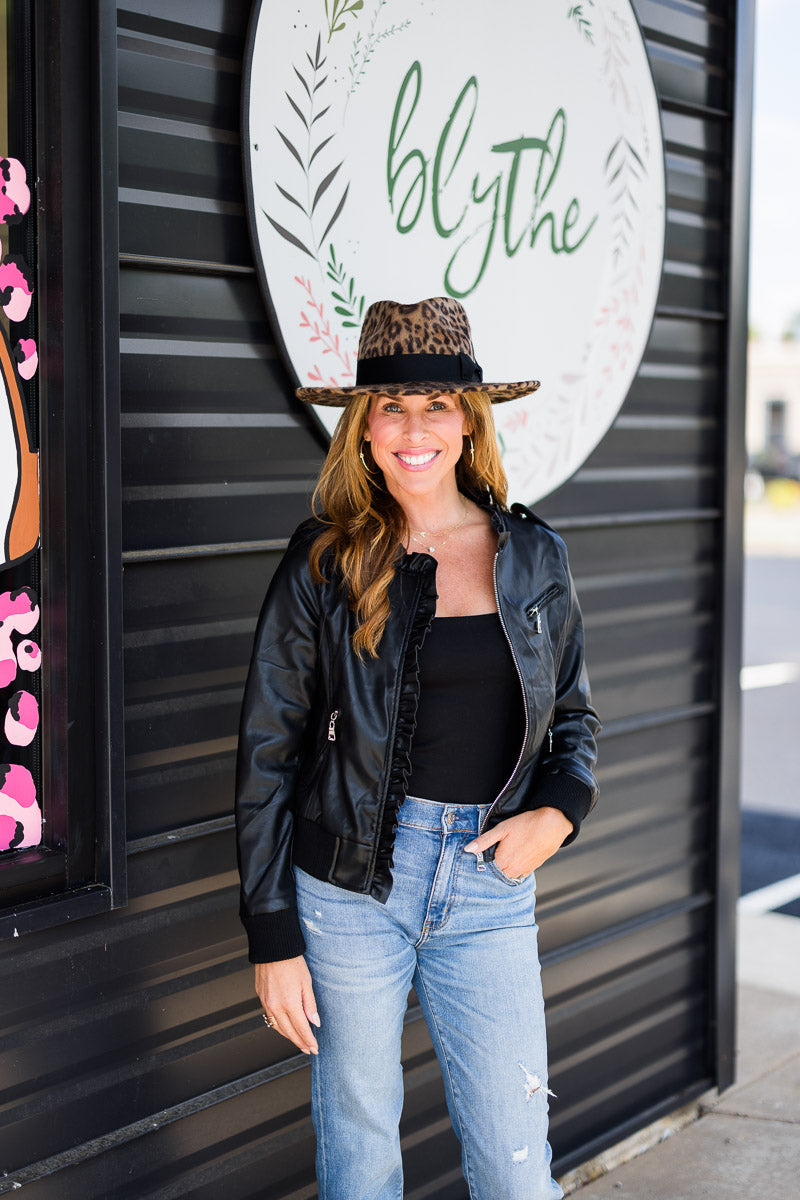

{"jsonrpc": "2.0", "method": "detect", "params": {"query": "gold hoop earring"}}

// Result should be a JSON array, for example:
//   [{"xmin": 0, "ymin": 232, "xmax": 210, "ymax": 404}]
[
  {"xmin": 468, "ymin": 435, "xmax": 475, "ymax": 467},
  {"xmin": 360, "ymin": 441, "xmax": 375, "ymax": 475}
]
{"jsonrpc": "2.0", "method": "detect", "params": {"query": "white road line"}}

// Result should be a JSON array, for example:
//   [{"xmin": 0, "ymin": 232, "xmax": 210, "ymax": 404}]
[
  {"xmin": 738, "ymin": 872, "xmax": 800, "ymax": 916},
  {"xmin": 740, "ymin": 661, "xmax": 800, "ymax": 691}
]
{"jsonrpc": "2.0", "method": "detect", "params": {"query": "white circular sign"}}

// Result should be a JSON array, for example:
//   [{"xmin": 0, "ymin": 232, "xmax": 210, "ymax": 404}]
[{"xmin": 244, "ymin": 0, "xmax": 665, "ymax": 503}]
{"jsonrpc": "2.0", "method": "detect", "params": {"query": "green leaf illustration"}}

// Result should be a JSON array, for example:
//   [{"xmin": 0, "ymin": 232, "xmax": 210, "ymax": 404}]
[
  {"xmin": 567, "ymin": 3, "xmax": 594, "ymax": 44},
  {"xmin": 325, "ymin": 0, "xmax": 365, "ymax": 43},
  {"xmin": 326, "ymin": 241, "xmax": 366, "ymax": 327},
  {"xmin": 345, "ymin": 2, "xmax": 411, "ymax": 109}
]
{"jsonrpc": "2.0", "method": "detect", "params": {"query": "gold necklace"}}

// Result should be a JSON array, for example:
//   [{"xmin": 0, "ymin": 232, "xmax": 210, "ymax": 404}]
[{"xmin": 408, "ymin": 498, "xmax": 469, "ymax": 554}]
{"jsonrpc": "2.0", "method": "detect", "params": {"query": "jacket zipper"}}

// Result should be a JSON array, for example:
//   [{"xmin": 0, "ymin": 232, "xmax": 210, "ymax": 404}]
[
  {"xmin": 525, "ymin": 584, "xmax": 561, "ymax": 634},
  {"xmin": 327, "ymin": 710, "xmax": 339, "ymax": 742},
  {"xmin": 476, "ymin": 544, "xmax": 531, "ymax": 858}
]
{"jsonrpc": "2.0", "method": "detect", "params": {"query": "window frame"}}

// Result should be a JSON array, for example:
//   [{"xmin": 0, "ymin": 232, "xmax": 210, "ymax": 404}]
[{"xmin": 0, "ymin": 0, "xmax": 125, "ymax": 937}]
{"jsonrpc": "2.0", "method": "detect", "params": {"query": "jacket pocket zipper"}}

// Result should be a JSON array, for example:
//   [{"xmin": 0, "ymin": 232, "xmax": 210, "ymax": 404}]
[
  {"xmin": 327, "ymin": 710, "xmax": 339, "ymax": 742},
  {"xmin": 525, "ymin": 584, "xmax": 562, "ymax": 633}
]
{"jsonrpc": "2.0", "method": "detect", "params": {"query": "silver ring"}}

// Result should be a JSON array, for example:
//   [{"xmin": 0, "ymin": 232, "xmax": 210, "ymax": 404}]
[{"xmin": 263, "ymin": 1013, "xmax": 276, "ymax": 1028}]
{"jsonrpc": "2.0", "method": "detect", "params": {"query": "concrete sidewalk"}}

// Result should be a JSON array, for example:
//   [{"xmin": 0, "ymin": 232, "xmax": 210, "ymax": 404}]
[{"xmin": 558, "ymin": 910, "xmax": 800, "ymax": 1198}]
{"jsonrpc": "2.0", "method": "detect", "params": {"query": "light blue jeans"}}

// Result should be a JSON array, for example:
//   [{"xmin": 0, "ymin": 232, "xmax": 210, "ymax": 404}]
[{"xmin": 294, "ymin": 795, "xmax": 563, "ymax": 1200}]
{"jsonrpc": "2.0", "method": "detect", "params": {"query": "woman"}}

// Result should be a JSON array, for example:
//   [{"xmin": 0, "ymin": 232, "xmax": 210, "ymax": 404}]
[{"xmin": 235, "ymin": 297, "xmax": 600, "ymax": 1200}]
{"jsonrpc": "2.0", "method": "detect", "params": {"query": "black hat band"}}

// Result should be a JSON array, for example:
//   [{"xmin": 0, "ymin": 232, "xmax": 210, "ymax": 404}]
[{"xmin": 355, "ymin": 351, "xmax": 484, "ymax": 388}]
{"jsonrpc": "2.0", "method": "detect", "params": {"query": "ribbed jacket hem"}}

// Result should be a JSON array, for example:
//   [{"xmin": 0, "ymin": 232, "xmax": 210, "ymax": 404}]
[
  {"xmin": 530, "ymin": 771, "xmax": 593, "ymax": 845},
  {"xmin": 241, "ymin": 908, "xmax": 306, "ymax": 964}
]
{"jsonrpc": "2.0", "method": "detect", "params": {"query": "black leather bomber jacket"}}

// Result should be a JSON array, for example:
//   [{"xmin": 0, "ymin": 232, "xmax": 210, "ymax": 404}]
[{"xmin": 235, "ymin": 500, "xmax": 600, "ymax": 963}]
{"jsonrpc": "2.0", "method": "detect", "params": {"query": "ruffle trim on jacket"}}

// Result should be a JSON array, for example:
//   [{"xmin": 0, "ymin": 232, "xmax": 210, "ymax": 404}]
[{"xmin": 370, "ymin": 562, "xmax": 438, "ymax": 903}]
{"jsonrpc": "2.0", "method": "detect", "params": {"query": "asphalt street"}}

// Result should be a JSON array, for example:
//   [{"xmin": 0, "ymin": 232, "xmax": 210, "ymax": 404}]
[{"xmin": 740, "ymin": 552, "xmax": 800, "ymax": 917}]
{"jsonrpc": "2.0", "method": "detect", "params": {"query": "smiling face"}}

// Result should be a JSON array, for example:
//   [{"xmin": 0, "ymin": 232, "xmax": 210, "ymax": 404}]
[{"xmin": 364, "ymin": 392, "xmax": 469, "ymax": 507}]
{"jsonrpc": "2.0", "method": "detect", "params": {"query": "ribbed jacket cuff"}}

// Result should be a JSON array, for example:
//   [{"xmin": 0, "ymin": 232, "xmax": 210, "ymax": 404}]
[
  {"xmin": 530, "ymin": 772, "xmax": 593, "ymax": 845},
  {"xmin": 241, "ymin": 908, "xmax": 306, "ymax": 964}
]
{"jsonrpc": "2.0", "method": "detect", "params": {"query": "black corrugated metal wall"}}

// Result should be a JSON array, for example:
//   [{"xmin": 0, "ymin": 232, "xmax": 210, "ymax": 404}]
[{"xmin": 0, "ymin": 0, "xmax": 747, "ymax": 1195}]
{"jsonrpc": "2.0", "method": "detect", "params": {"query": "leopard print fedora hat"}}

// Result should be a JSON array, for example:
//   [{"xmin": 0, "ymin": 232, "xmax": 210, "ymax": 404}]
[{"xmin": 295, "ymin": 296, "xmax": 540, "ymax": 406}]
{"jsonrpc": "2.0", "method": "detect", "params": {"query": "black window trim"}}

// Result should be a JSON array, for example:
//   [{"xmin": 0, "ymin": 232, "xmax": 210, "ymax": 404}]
[{"xmin": 0, "ymin": 0, "xmax": 125, "ymax": 939}]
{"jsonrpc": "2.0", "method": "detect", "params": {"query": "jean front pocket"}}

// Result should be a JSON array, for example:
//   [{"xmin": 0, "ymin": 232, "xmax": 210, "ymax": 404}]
[{"xmin": 487, "ymin": 858, "xmax": 526, "ymax": 886}]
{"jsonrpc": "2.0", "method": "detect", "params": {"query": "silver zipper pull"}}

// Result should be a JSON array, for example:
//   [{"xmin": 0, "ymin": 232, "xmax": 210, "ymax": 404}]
[
  {"xmin": 527, "ymin": 605, "xmax": 542, "ymax": 633},
  {"xmin": 548, "ymin": 726, "xmax": 553, "ymax": 753},
  {"xmin": 327, "ymin": 710, "xmax": 339, "ymax": 742},
  {"xmin": 475, "ymin": 849, "xmax": 486, "ymax": 872}
]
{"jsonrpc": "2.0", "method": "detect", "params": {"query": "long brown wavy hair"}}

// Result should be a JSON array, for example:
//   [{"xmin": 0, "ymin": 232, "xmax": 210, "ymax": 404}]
[{"xmin": 309, "ymin": 390, "xmax": 509, "ymax": 657}]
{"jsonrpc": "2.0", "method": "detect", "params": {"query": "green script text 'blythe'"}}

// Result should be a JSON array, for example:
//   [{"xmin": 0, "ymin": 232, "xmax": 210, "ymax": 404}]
[{"xmin": 387, "ymin": 61, "xmax": 598, "ymax": 299}]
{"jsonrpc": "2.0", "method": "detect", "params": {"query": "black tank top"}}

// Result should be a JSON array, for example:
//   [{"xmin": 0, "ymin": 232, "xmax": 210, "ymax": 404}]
[{"xmin": 406, "ymin": 613, "xmax": 526, "ymax": 805}]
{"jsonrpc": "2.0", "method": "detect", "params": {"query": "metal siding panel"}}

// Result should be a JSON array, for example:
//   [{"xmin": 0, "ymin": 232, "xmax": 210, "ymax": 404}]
[
  {"xmin": 117, "ymin": 269, "xmax": 324, "ymax": 552},
  {"xmin": 120, "ymin": 349, "xmax": 298, "ymax": 415},
  {"xmin": 647, "ymin": 42, "xmax": 727, "ymax": 110},
  {"xmin": 123, "ymin": 550, "xmax": 279, "ymax": 838},
  {"xmin": 0, "ymin": 1, "xmax": 746, "ymax": 1195}
]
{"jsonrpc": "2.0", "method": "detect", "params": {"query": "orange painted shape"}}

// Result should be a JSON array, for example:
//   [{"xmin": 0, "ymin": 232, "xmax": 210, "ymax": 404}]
[{"xmin": 0, "ymin": 328, "xmax": 39, "ymax": 568}]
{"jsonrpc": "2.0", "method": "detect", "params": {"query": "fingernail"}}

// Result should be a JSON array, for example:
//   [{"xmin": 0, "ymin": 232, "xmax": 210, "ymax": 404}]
[
  {"xmin": 301, "ymin": 1048, "xmax": 310, "ymax": 1055},
  {"xmin": 464, "ymin": 842, "xmax": 476, "ymax": 852},
  {"xmin": 310, "ymin": 1012, "xmax": 321, "ymax": 1027},
  {"xmin": 310, "ymin": 1045, "xmax": 319, "ymax": 1055}
]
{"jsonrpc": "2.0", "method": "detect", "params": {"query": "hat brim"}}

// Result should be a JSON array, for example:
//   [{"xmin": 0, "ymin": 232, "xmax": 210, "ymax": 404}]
[{"xmin": 295, "ymin": 379, "xmax": 540, "ymax": 407}]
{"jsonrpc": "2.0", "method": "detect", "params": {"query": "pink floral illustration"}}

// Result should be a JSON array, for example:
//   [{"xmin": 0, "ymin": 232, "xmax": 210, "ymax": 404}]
[
  {"xmin": 593, "ymin": 243, "xmax": 647, "ymax": 394},
  {"xmin": 503, "ymin": 409, "xmax": 529, "ymax": 434},
  {"xmin": 296, "ymin": 274, "xmax": 355, "ymax": 386}
]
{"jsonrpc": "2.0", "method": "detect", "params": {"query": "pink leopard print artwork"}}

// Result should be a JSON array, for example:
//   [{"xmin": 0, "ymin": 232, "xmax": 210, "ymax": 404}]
[
  {"xmin": 0, "ymin": 155, "xmax": 41, "ymax": 855},
  {"xmin": 5, "ymin": 691, "xmax": 38, "ymax": 746},
  {"xmin": 14, "ymin": 338, "xmax": 37, "ymax": 381},
  {"xmin": 0, "ymin": 157, "xmax": 31, "ymax": 226},
  {"xmin": 0, "ymin": 588, "xmax": 42, "ymax": 850},
  {"xmin": 0, "ymin": 762, "xmax": 41, "ymax": 851}
]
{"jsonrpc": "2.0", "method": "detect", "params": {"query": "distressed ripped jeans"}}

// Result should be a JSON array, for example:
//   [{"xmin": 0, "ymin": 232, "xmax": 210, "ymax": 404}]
[{"xmin": 294, "ymin": 795, "xmax": 563, "ymax": 1200}]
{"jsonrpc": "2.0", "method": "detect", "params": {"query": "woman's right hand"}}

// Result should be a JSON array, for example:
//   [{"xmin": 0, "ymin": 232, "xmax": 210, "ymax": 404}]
[{"xmin": 255, "ymin": 956, "xmax": 321, "ymax": 1055}]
